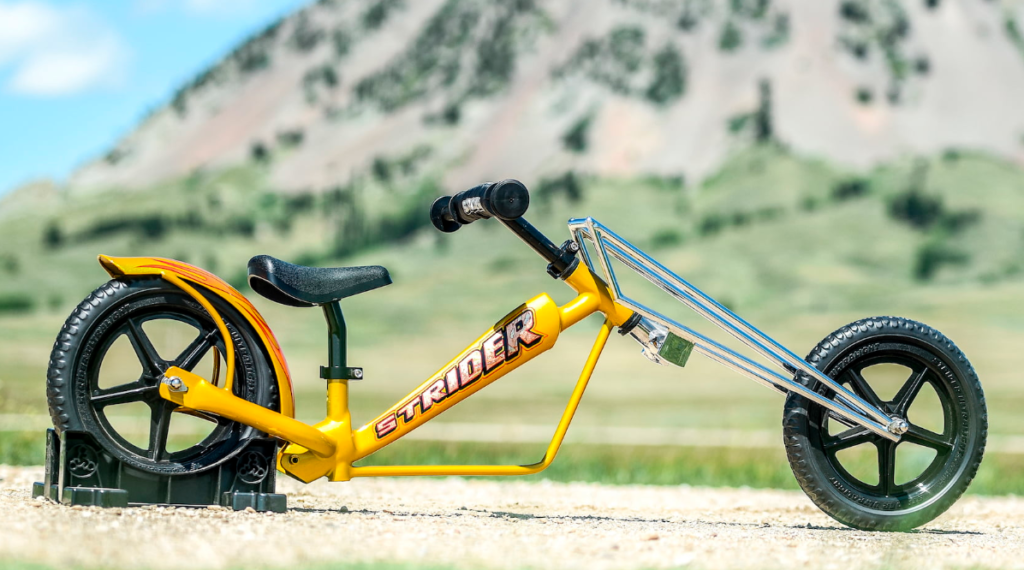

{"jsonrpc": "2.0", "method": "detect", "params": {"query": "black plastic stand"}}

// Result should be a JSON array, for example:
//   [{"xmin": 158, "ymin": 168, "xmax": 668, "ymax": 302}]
[{"xmin": 32, "ymin": 429, "xmax": 287, "ymax": 512}]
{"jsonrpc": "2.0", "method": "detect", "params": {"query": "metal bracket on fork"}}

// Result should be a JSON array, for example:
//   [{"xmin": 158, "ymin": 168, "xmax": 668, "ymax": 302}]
[{"xmin": 567, "ymin": 217, "xmax": 903, "ymax": 442}]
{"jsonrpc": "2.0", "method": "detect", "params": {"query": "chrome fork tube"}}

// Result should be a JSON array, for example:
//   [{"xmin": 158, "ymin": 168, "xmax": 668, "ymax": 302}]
[{"xmin": 568, "ymin": 217, "xmax": 900, "ymax": 441}]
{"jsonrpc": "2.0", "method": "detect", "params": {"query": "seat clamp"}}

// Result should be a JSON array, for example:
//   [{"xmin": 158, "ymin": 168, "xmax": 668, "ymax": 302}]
[{"xmin": 320, "ymin": 366, "xmax": 363, "ymax": 381}]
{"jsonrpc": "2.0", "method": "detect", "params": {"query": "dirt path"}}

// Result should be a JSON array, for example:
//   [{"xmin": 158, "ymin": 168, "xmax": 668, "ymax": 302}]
[{"xmin": 1, "ymin": 465, "xmax": 1022, "ymax": 570}]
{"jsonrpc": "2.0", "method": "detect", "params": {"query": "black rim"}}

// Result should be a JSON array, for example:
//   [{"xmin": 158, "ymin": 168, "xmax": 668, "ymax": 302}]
[
  {"xmin": 87, "ymin": 308, "xmax": 247, "ymax": 466},
  {"xmin": 818, "ymin": 346, "xmax": 960, "ymax": 504}
]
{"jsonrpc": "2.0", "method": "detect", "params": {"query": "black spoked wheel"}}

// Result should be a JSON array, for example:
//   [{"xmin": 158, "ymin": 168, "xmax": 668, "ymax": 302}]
[
  {"xmin": 784, "ymin": 317, "xmax": 986, "ymax": 532},
  {"xmin": 48, "ymin": 277, "xmax": 279, "ymax": 475}
]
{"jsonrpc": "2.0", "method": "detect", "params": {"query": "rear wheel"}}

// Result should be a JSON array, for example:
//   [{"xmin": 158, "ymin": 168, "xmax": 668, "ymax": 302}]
[
  {"xmin": 784, "ymin": 316, "xmax": 986, "ymax": 531},
  {"xmin": 47, "ymin": 277, "xmax": 279, "ymax": 475}
]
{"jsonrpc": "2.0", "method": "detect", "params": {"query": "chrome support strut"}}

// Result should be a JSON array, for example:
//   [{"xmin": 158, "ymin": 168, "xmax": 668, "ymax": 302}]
[{"xmin": 567, "ymin": 217, "xmax": 902, "ymax": 442}]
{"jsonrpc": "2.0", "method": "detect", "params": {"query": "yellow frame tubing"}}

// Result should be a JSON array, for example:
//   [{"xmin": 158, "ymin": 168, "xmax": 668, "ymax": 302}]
[
  {"xmin": 157, "ymin": 261, "xmax": 633, "ymax": 483},
  {"xmin": 350, "ymin": 318, "xmax": 613, "ymax": 478}
]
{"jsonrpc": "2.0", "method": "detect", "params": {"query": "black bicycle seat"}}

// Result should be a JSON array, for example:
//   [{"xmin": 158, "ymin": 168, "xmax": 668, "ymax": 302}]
[{"xmin": 247, "ymin": 255, "xmax": 392, "ymax": 307}]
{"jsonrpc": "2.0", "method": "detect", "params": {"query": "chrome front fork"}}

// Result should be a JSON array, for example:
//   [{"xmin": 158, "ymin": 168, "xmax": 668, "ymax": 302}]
[{"xmin": 568, "ymin": 217, "xmax": 906, "ymax": 442}]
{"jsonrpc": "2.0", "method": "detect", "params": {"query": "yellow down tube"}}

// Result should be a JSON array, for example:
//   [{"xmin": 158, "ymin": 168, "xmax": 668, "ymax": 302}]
[{"xmin": 349, "ymin": 317, "xmax": 613, "ymax": 478}]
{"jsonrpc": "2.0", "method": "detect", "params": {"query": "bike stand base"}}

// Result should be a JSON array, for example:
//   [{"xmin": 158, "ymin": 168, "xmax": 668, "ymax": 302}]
[{"xmin": 31, "ymin": 429, "xmax": 287, "ymax": 513}]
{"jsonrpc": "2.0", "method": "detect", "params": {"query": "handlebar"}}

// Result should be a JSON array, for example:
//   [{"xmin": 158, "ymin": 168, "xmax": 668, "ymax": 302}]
[
  {"xmin": 429, "ymin": 179, "xmax": 580, "ymax": 279},
  {"xmin": 429, "ymin": 179, "xmax": 530, "ymax": 233},
  {"xmin": 428, "ymin": 179, "xmax": 638, "ymax": 329}
]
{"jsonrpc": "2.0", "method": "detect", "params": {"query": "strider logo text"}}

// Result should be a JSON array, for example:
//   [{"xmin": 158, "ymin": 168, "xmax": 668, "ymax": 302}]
[{"xmin": 374, "ymin": 308, "xmax": 542, "ymax": 438}]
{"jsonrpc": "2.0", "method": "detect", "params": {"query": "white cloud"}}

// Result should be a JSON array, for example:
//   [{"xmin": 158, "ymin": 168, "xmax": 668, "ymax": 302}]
[{"xmin": 0, "ymin": 2, "xmax": 129, "ymax": 96}]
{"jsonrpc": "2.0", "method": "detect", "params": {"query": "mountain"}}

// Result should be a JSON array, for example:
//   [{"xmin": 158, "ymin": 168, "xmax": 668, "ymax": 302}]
[
  {"xmin": 60, "ymin": 0, "xmax": 1024, "ymax": 197},
  {"xmin": 4, "ymin": 0, "xmax": 1024, "ymax": 317}
]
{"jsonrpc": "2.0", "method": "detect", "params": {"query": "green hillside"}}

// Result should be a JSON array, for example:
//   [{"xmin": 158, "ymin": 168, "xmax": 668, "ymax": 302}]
[{"xmin": 2, "ymin": 145, "xmax": 1021, "ymax": 314}]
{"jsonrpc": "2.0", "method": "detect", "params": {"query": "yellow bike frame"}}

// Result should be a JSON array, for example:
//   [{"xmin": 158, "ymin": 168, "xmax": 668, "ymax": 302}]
[{"xmin": 154, "ymin": 259, "xmax": 634, "ymax": 483}]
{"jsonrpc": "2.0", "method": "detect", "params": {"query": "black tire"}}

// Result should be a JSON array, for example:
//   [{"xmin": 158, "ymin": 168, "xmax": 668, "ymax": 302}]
[
  {"xmin": 47, "ymin": 277, "xmax": 279, "ymax": 475},
  {"xmin": 783, "ymin": 316, "xmax": 986, "ymax": 531}
]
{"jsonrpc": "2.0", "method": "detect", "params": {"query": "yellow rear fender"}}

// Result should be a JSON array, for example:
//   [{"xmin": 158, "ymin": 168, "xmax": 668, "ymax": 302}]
[{"xmin": 97, "ymin": 255, "xmax": 295, "ymax": 418}]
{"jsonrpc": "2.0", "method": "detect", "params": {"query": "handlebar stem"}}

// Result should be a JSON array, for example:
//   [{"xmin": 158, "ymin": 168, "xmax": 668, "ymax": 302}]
[{"xmin": 498, "ymin": 217, "xmax": 576, "ymax": 277}]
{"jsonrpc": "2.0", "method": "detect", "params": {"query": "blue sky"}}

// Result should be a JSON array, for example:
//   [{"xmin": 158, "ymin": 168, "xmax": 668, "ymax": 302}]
[{"xmin": 0, "ymin": 0, "xmax": 309, "ymax": 197}]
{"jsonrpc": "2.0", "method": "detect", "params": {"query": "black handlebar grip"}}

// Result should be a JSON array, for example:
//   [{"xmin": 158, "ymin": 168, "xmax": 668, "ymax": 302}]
[
  {"xmin": 451, "ymin": 179, "xmax": 530, "ymax": 224},
  {"xmin": 430, "ymin": 179, "xmax": 530, "ymax": 233}
]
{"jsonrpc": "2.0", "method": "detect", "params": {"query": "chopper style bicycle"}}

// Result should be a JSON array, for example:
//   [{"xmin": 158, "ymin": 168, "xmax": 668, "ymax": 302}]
[{"xmin": 46, "ymin": 180, "xmax": 986, "ymax": 531}]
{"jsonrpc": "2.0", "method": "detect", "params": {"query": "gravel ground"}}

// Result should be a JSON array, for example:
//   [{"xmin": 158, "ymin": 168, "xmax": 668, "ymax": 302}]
[{"xmin": 1, "ymin": 465, "xmax": 1023, "ymax": 570}]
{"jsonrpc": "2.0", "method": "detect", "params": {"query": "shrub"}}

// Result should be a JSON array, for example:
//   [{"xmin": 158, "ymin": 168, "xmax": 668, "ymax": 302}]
[
  {"xmin": 677, "ymin": 11, "xmax": 699, "ymax": 31},
  {"xmin": 285, "ymin": 193, "xmax": 316, "ymax": 216},
  {"xmin": 730, "ymin": 0, "xmax": 770, "ymax": 20},
  {"xmin": 727, "ymin": 113, "xmax": 751, "ymax": 134},
  {"xmin": 236, "ymin": 45, "xmax": 270, "ymax": 74},
  {"xmin": 363, "ymin": 0, "xmax": 404, "ymax": 30},
  {"xmin": 609, "ymin": 27, "xmax": 646, "ymax": 72},
  {"xmin": 719, "ymin": 20, "xmax": 743, "ymax": 52},
  {"xmin": 333, "ymin": 28, "xmax": 353, "ymax": 58},
  {"xmin": 699, "ymin": 213, "xmax": 726, "ymax": 236},
  {"xmin": 442, "ymin": 104, "xmax": 460, "ymax": 125},
  {"xmin": 138, "ymin": 217, "xmax": 168, "ymax": 240},
  {"xmin": 171, "ymin": 90, "xmax": 189, "ymax": 117},
  {"xmin": 762, "ymin": 13, "xmax": 790, "ymax": 48},
  {"xmin": 251, "ymin": 142, "xmax": 271, "ymax": 163},
  {"xmin": 276, "ymin": 129, "xmax": 305, "ymax": 148},
  {"xmin": 227, "ymin": 216, "xmax": 256, "ymax": 238},
  {"xmin": 555, "ymin": 25, "xmax": 649, "ymax": 97},
  {"xmin": 646, "ymin": 44, "xmax": 687, "ymax": 105},
  {"xmin": 229, "ymin": 19, "xmax": 280, "ymax": 75},
  {"xmin": 354, "ymin": 1, "xmax": 492, "ymax": 111},
  {"xmin": 855, "ymin": 87, "xmax": 873, "ymax": 105},
  {"xmin": 832, "ymin": 178, "xmax": 870, "ymax": 201},
  {"xmin": 914, "ymin": 242, "xmax": 968, "ymax": 281},
  {"xmin": 0, "ymin": 294, "xmax": 34, "ymax": 315},
  {"xmin": 472, "ymin": 18, "xmax": 517, "ymax": 97},
  {"xmin": 536, "ymin": 172, "xmax": 584, "ymax": 203},
  {"xmin": 839, "ymin": 0, "xmax": 870, "ymax": 24},
  {"xmin": 889, "ymin": 190, "xmax": 943, "ymax": 230},
  {"xmin": 290, "ymin": 15, "xmax": 325, "ymax": 52},
  {"xmin": 563, "ymin": 114, "xmax": 592, "ymax": 153},
  {"xmin": 914, "ymin": 56, "xmax": 930, "ymax": 75},
  {"xmin": 1008, "ymin": 17, "xmax": 1024, "ymax": 50},
  {"xmin": 651, "ymin": 229, "xmax": 683, "ymax": 249},
  {"xmin": 43, "ymin": 221, "xmax": 64, "ymax": 249},
  {"xmin": 754, "ymin": 79, "xmax": 773, "ymax": 143},
  {"xmin": 842, "ymin": 38, "xmax": 870, "ymax": 60},
  {"xmin": 372, "ymin": 157, "xmax": 392, "ymax": 183},
  {"xmin": 941, "ymin": 210, "xmax": 981, "ymax": 233},
  {"xmin": 304, "ymin": 65, "xmax": 339, "ymax": 94}
]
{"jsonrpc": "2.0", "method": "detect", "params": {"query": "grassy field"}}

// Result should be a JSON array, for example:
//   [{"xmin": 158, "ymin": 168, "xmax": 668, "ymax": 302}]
[{"xmin": 3, "ymin": 146, "xmax": 1024, "ymax": 493}]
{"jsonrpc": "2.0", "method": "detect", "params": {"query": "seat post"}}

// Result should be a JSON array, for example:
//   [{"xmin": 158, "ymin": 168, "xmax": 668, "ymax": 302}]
[
  {"xmin": 322, "ymin": 302, "xmax": 347, "ymax": 375},
  {"xmin": 321, "ymin": 301, "xmax": 361, "ymax": 423}
]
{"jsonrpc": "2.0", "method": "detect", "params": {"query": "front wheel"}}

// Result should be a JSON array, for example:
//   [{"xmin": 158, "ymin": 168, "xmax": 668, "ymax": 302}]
[{"xmin": 784, "ymin": 316, "xmax": 986, "ymax": 531}]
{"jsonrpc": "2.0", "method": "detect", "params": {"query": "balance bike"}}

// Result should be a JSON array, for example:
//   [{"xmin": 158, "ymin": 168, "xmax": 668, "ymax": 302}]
[{"xmin": 43, "ymin": 180, "xmax": 986, "ymax": 531}]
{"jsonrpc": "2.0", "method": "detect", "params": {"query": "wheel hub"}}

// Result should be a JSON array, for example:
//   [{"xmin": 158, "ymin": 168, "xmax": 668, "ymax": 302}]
[{"xmin": 887, "ymin": 417, "xmax": 910, "ymax": 435}]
